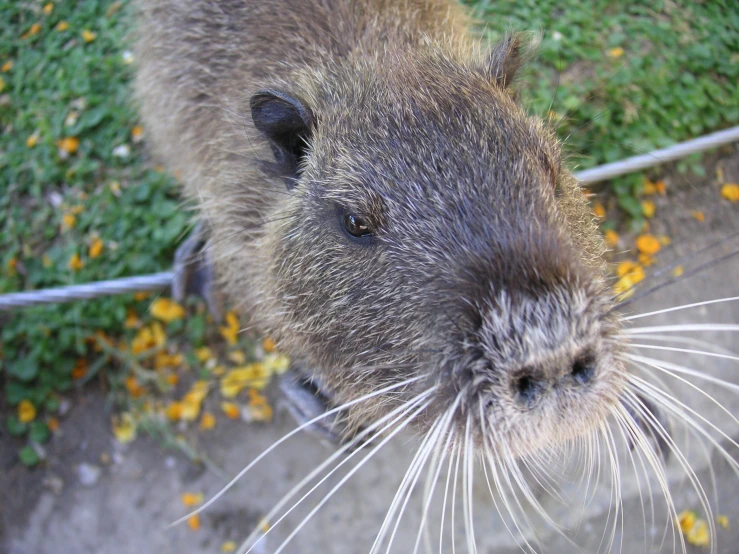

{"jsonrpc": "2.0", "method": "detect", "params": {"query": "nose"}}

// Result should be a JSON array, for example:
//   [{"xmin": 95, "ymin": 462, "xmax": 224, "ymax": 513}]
[{"xmin": 513, "ymin": 353, "xmax": 596, "ymax": 407}]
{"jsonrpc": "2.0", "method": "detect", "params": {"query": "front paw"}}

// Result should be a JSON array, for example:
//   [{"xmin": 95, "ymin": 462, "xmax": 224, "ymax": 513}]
[
  {"xmin": 172, "ymin": 220, "xmax": 224, "ymax": 321},
  {"xmin": 278, "ymin": 369, "xmax": 355, "ymax": 446}
]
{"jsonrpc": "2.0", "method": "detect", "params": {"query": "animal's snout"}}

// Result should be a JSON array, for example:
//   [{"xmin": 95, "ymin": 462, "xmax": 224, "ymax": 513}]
[{"xmin": 511, "ymin": 352, "xmax": 597, "ymax": 408}]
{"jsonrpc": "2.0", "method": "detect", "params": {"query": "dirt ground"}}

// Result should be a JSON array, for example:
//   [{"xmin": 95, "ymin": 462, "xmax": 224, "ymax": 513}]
[{"xmin": 2, "ymin": 147, "xmax": 738, "ymax": 554}]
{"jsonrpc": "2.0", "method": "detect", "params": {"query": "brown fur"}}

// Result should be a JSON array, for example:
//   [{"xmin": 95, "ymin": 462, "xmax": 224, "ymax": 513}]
[{"xmin": 134, "ymin": 0, "xmax": 622, "ymax": 455}]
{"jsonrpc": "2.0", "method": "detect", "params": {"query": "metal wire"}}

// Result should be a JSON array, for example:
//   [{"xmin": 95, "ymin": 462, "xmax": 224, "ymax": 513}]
[
  {"xmin": 574, "ymin": 126, "xmax": 739, "ymax": 184},
  {"xmin": 1, "ymin": 125, "xmax": 738, "ymax": 311},
  {"xmin": 0, "ymin": 272, "xmax": 174, "ymax": 310}
]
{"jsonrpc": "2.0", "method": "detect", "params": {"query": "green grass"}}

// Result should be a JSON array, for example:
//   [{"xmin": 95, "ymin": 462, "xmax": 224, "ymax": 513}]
[
  {"xmin": 0, "ymin": 0, "xmax": 190, "ymax": 463},
  {"xmin": 467, "ymin": 0, "xmax": 739, "ymax": 221},
  {"xmin": 1, "ymin": 0, "xmax": 737, "ymax": 464}
]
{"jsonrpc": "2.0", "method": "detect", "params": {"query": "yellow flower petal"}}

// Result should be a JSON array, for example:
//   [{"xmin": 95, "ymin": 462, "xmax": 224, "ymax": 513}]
[
  {"xmin": 166, "ymin": 402, "xmax": 183, "ymax": 422},
  {"xmin": 221, "ymin": 402, "xmax": 241, "ymax": 419},
  {"xmin": 186, "ymin": 514, "xmax": 200, "ymax": 531},
  {"xmin": 89, "ymin": 238, "xmax": 104, "ymax": 259},
  {"xmin": 642, "ymin": 179, "xmax": 656, "ymax": 195},
  {"xmin": 112, "ymin": 413, "xmax": 137, "ymax": 444},
  {"xmin": 635, "ymin": 234, "xmax": 661, "ymax": 255},
  {"xmin": 637, "ymin": 253, "xmax": 654, "ymax": 267},
  {"xmin": 47, "ymin": 417, "xmax": 59, "ymax": 432},
  {"xmin": 691, "ymin": 210, "xmax": 705, "ymax": 222},
  {"xmin": 592, "ymin": 202, "xmax": 606, "ymax": 219},
  {"xmin": 42, "ymin": 3, "xmax": 54, "ymax": 15},
  {"xmin": 25, "ymin": 23, "xmax": 42, "ymax": 38},
  {"xmin": 124, "ymin": 308, "xmax": 140, "ymax": 329},
  {"xmin": 720, "ymin": 183, "xmax": 739, "ymax": 203},
  {"xmin": 686, "ymin": 518, "xmax": 709, "ymax": 547},
  {"xmin": 56, "ymin": 21, "xmax": 69, "ymax": 32},
  {"xmin": 62, "ymin": 213, "xmax": 76, "ymax": 230},
  {"xmin": 219, "ymin": 311, "xmax": 240, "ymax": 345},
  {"xmin": 57, "ymin": 136, "xmax": 80, "ymax": 154},
  {"xmin": 131, "ymin": 125, "xmax": 144, "ymax": 142},
  {"xmin": 125, "ymin": 375, "xmax": 146, "ymax": 398},
  {"xmin": 678, "ymin": 510, "xmax": 696, "ymax": 534},
  {"xmin": 228, "ymin": 350, "xmax": 246, "ymax": 364},
  {"xmin": 199, "ymin": 412, "xmax": 216, "ymax": 430},
  {"xmin": 68, "ymin": 253, "xmax": 84, "ymax": 271},
  {"xmin": 221, "ymin": 364, "xmax": 269, "ymax": 397},
  {"xmin": 194, "ymin": 347, "xmax": 213, "ymax": 363},
  {"xmin": 180, "ymin": 396, "xmax": 202, "ymax": 421},
  {"xmin": 262, "ymin": 337, "xmax": 276, "ymax": 353},
  {"xmin": 154, "ymin": 351, "xmax": 184, "ymax": 370},
  {"xmin": 672, "ymin": 266, "xmax": 684, "ymax": 278},
  {"xmin": 18, "ymin": 400, "xmax": 37, "ymax": 423},
  {"xmin": 221, "ymin": 542, "xmax": 237, "ymax": 553},
  {"xmin": 263, "ymin": 353, "xmax": 290, "ymax": 375},
  {"xmin": 247, "ymin": 389, "xmax": 273, "ymax": 422},
  {"xmin": 187, "ymin": 380, "xmax": 210, "ymax": 404},
  {"xmin": 181, "ymin": 492, "xmax": 204, "ymax": 507},
  {"xmin": 1, "ymin": 60, "xmax": 12, "ymax": 72},
  {"xmin": 150, "ymin": 298, "xmax": 186, "ymax": 323},
  {"xmin": 26, "ymin": 133, "xmax": 39, "ymax": 148},
  {"xmin": 604, "ymin": 229, "xmax": 619, "ymax": 249},
  {"xmin": 81, "ymin": 29, "xmax": 96, "ymax": 43},
  {"xmin": 616, "ymin": 261, "xmax": 636, "ymax": 277},
  {"xmin": 641, "ymin": 200, "xmax": 655, "ymax": 218},
  {"xmin": 151, "ymin": 322, "xmax": 166, "ymax": 348},
  {"xmin": 607, "ymin": 47, "xmax": 624, "ymax": 58},
  {"xmin": 716, "ymin": 515, "xmax": 729, "ymax": 529}
]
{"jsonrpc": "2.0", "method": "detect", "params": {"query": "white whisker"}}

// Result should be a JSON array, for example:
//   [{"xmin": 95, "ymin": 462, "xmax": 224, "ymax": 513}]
[
  {"xmin": 626, "ymin": 375, "xmax": 739, "ymax": 474},
  {"xmin": 241, "ymin": 387, "xmax": 436, "ymax": 553},
  {"xmin": 414, "ymin": 408, "xmax": 455, "ymax": 554},
  {"xmin": 169, "ymin": 375, "xmax": 425, "ymax": 527},
  {"xmin": 440, "ymin": 443, "xmax": 457, "ymax": 554},
  {"xmin": 627, "ymin": 353, "xmax": 739, "ymax": 394},
  {"xmin": 269, "ymin": 397, "xmax": 434, "ymax": 554},
  {"xmin": 624, "ymin": 324, "xmax": 739, "ymax": 335},
  {"xmin": 622, "ymin": 296, "xmax": 739, "ymax": 321},
  {"xmin": 375, "ymin": 400, "xmax": 454, "ymax": 554},
  {"xmin": 629, "ymin": 343, "xmax": 739, "ymax": 363}
]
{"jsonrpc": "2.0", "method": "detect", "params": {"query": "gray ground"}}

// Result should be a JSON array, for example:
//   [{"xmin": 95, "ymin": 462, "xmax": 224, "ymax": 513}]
[{"xmin": 2, "ymin": 150, "xmax": 738, "ymax": 554}]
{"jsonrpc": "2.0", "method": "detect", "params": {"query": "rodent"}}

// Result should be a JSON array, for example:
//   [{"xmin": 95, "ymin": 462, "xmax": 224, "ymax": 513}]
[
  {"xmin": 134, "ymin": 0, "xmax": 624, "ymax": 454},
  {"xmin": 134, "ymin": 0, "xmax": 635, "ymax": 544}
]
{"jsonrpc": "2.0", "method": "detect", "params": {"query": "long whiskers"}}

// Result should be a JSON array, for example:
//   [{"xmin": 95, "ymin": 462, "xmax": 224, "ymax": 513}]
[{"xmin": 169, "ymin": 375, "xmax": 425, "ymax": 527}]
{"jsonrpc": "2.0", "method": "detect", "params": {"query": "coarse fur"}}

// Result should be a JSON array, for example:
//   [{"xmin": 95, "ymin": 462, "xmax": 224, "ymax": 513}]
[
  {"xmin": 133, "ymin": 1, "xmax": 737, "ymax": 552},
  {"xmin": 135, "ymin": 0, "xmax": 615, "ymax": 447}
]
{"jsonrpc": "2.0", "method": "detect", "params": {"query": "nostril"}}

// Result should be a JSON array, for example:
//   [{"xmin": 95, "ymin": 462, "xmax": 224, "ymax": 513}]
[
  {"xmin": 571, "ymin": 355, "xmax": 596, "ymax": 385},
  {"xmin": 514, "ymin": 374, "xmax": 541, "ymax": 406}
]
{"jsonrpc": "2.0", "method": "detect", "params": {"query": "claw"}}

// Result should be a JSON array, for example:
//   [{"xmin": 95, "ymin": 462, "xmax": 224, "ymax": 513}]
[
  {"xmin": 172, "ymin": 221, "xmax": 224, "ymax": 321},
  {"xmin": 625, "ymin": 393, "xmax": 671, "ymax": 463},
  {"xmin": 279, "ymin": 369, "xmax": 356, "ymax": 446}
]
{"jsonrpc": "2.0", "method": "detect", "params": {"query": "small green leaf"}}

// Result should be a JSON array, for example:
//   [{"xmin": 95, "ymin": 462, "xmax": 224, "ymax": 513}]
[
  {"xmin": 28, "ymin": 421, "xmax": 50, "ymax": 444},
  {"xmin": 6, "ymin": 416, "xmax": 28, "ymax": 437},
  {"xmin": 19, "ymin": 445, "xmax": 40, "ymax": 467},
  {"xmin": 8, "ymin": 357, "xmax": 38, "ymax": 382}
]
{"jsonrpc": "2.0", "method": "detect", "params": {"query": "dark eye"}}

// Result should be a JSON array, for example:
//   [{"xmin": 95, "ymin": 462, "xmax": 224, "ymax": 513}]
[{"xmin": 343, "ymin": 213, "xmax": 372, "ymax": 238}]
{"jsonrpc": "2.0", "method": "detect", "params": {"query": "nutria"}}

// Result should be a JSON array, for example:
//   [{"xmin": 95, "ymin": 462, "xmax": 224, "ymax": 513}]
[{"xmin": 133, "ymin": 0, "xmax": 728, "ymax": 551}]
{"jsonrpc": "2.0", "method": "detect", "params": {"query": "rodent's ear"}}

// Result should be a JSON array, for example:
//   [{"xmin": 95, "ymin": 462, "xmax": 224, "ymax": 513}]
[
  {"xmin": 250, "ymin": 89, "xmax": 315, "ymax": 187},
  {"xmin": 486, "ymin": 32, "xmax": 539, "ymax": 88}
]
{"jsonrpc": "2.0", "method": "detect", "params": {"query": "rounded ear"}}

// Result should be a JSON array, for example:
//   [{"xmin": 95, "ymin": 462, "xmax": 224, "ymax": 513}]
[
  {"xmin": 486, "ymin": 32, "xmax": 539, "ymax": 88},
  {"xmin": 250, "ymin": 89, "xmax": 315, "ymax": 185}
]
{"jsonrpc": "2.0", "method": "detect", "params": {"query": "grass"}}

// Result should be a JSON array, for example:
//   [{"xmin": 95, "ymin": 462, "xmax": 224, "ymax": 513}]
[
  {"xmin": 467, "ymin": 0, "xmax": 739, "ymax": 222},
  {"xmin": 1, "ymin": 0, "xmax": 737, "ymax": 465}
]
